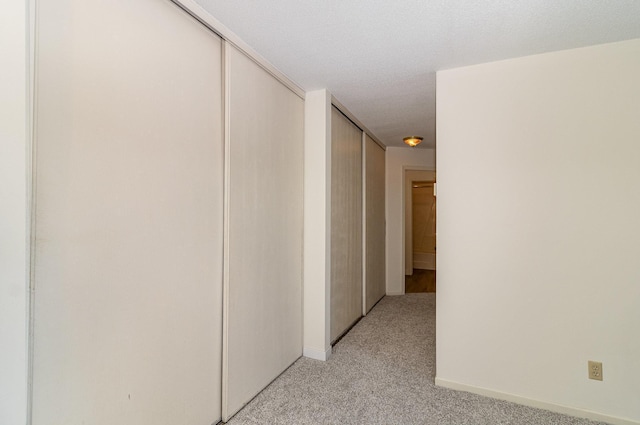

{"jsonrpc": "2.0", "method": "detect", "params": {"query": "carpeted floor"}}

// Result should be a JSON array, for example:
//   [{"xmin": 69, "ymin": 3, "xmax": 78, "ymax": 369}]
[{"xmin": 225, "ymin": 294, "xmax": 605, "ymax": 425}]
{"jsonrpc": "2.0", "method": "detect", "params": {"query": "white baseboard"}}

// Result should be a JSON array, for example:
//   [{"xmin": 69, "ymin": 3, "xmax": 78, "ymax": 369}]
[
  {"xmin": 303, "ymin": 346, "xmax": 332, "ymax": 361},
  {"xmin": 435, "ymin": 377, "xmax": 639, "ymax": 425},
  {"xmin": 386, "ymin": 291, "xmax": 404, "ymax": 296}
]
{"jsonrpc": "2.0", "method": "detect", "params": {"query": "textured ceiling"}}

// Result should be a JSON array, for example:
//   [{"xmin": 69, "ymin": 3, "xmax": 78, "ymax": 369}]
[{"xmin": 195, "ymin": 0, "xmax": 640, "ymax": 148}]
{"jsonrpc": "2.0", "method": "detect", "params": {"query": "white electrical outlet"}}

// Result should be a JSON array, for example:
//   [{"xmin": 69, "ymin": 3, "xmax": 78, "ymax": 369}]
[{"xmin": 588, "ymin": 361, "xmax": 603, "ymax": 381}]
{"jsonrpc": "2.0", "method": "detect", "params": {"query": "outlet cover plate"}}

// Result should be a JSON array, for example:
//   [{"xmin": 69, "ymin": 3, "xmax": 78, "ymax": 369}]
[{"xmin": 588, "ymin": 361, "xmax": 603, "ymax": 381}]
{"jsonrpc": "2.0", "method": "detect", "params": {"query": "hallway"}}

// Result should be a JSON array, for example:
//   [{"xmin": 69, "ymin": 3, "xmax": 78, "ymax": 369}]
[
  {"xmin": 405, "ymin": 269, "xmax": 436, "ymax": 293},
  {"xmin": 225, "ymin": 294, "xmax": 604, "ymax": 425}
]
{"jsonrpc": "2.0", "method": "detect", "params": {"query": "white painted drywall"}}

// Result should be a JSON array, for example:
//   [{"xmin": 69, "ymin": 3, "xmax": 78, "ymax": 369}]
[
  {"xmin": 364, "ymin": 135, "xmax": 386, "ymax": 313},
  {"xmin": 223, "ymin": 45, "xmax": 304, "ymax": 421},
  {"xmin": 385, "ymin": 148, "xmax": 435, "ymax": 295},
  {"xmin": 303, "ymin": 89, "xmax": 332, "ymax": 361},
  {"xmin": 436, "ymin": 38, "xmax": 640, "ymax": 424},
  {"xmin": 32, "ymin": 1, "xmax": 224, "ymax": 423},
  {"xmin": 330, "ymin": 107, "xmax": 363, "ymax": 342},
  {"xmin": 0, "ymin": 2, "xmax": 28, "ymax": 424}
]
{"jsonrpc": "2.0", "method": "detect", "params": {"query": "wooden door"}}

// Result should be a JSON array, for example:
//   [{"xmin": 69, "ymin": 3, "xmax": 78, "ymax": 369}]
[
  {"xmin": 364, "ymin": 136, "xmax": 386, "ymax": 313},
  {"xmin": 412, "ymin": 182, "xmax": 436, "ymax": 270},
  {"xmin": 330, "ymin": 107, "xmax": 363, "ymax": 342}
]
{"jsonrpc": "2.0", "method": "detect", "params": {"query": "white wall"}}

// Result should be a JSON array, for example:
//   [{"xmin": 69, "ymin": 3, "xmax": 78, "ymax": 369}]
[
  {"xmin": 436, "ymin": 38, "xmax": 640, "ymax": 425},
  {"xmin": 385, "ymin": 147, "xmax": 435, "ymax": 295},
  {"xmin": 0, "ymin": 2, "xmax": 29, "ymax": 424},
  {"xmin": 303, "ymin": 90, "xmax": 332, "ymax": 361}
]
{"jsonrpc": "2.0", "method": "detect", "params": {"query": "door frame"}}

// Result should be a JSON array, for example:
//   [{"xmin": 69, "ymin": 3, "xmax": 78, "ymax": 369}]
[
  {"xmin": 402, "ymin": 167, "xmax": 436, "ymax": 293},
  {"xmin": 410, "ymin": 180, "xmax": 436, "ymax": 271}
]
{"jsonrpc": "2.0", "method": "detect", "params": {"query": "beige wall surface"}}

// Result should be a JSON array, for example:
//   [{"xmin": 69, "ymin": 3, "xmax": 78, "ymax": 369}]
[
  {"xmin": 223, "ymin": 45, "xmax": 304, "ymax": 420},
  {"xmin": 436, "ymin": 38, "xmax": 640, "ymax": 424},
  {"xmin": 0, "ymin": 2, "xmax": 28, "ymax": 424},
  {"xmin": 330, "ymin": 107, "xmax": 363, "ymax": 342},
  {"xmin": 303, "ymin": 89, "xmax": 332, "ymax": 360},
  {"xmin": 385, "ymin": 148, "xmax": 436, "ymax": 295},
  {"xmin": 32, "ymin": 1, "xmax": 224, "ymax": 424},
  {"xmin": 364, "ymin": 135, "xmax": 386, "ymax": 313}
]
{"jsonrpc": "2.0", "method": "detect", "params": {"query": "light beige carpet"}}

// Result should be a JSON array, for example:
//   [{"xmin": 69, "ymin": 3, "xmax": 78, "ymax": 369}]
[{"xmin": 225, "ymin": 294, "xmax": 604, "ymax": 425}]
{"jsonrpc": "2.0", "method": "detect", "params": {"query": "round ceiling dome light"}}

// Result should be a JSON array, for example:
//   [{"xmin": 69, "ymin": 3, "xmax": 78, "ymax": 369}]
[{"xmin": 403, "ymin": 136, "xmax": 423, "ymax": 147}]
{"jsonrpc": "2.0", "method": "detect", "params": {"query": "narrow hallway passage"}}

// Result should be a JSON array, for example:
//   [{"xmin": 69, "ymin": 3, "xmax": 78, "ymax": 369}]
[
  {"xmin": 225, "ymin": 295, "xmax": 604, "ymax": 425},
  {"xmin": 405, "ymin": 270, "xmax": 436, "ymax": 293}
]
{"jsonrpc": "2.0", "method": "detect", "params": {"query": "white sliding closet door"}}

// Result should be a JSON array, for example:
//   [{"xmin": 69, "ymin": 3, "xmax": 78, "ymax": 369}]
[
  {"xmin": 223, "ymin": 45, "xmax": 304, "ymax": 421},
  {"xmin": 330, "ymin": 107, "xmax": 363, "ymax": 342},
  {"xmin": 365, "ymin": 135, "xmax": 386, "ymax": 313},
  {"xmin": 32, "ymin": 1, "xmax": 224, "ymax": 424}
]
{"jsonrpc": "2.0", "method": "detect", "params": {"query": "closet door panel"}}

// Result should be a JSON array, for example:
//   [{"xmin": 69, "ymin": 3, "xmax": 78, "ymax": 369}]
[
  {"xmin": 33, "ymin": 1, "xmax": 224, "ymax": 424},
  {"xmin": 223, "ymin": 45, "xmax": 304, "ymax": 420},
  {"xmin": 330, "ymin": 107, "xmax": 363, "ymax": 342},
  {"xmin": 365, "ymin": 136, "xmax": 386, "ymax": 313}
]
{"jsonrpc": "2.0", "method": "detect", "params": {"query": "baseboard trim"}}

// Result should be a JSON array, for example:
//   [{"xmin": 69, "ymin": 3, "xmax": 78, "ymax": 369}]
[
  {"xmin": 387, "ymin": 291, "xmax": 404, "ymax": 296},
  {"xmin": 303, "ymin": 346, "xmax": 332, "ymax": 361},
  {"xmin": 435, "ymin": 377, "xmax": 639, "ymax": 425}
]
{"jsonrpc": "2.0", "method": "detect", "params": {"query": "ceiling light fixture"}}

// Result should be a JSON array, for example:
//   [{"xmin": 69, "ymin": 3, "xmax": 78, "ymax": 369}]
[{"xmin": 403, "ymin": 136, "xmax": 423, "ymax": 147}]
